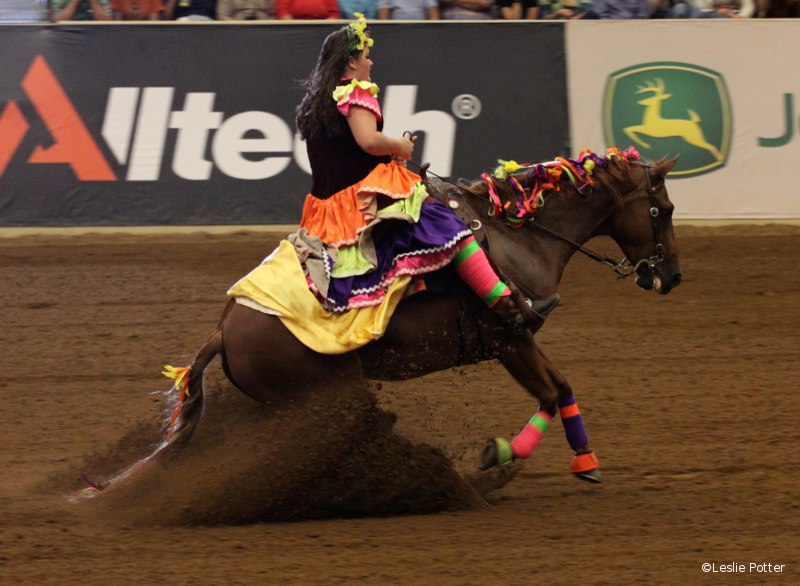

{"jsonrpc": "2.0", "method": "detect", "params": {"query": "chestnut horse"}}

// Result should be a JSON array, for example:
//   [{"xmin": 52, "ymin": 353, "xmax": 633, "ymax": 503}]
[{"xmin": 168, "ymin": 150, "xmax": 681, "ymax": 483}]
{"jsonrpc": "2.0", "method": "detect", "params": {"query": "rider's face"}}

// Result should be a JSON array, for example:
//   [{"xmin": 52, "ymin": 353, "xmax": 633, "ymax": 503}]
[{"xmin": 348, "ymin": 47, "xmax": 373, "ymax": 81}]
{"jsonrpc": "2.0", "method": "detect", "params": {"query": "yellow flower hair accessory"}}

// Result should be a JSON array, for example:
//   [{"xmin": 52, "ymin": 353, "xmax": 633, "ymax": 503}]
[{"xmin": 345, "ymin": 13, "xmax": 374, "ymax": 54}]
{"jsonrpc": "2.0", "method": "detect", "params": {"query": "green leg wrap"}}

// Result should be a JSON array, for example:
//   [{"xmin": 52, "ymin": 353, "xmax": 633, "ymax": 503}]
[{"xmin": 494, "ymin": 437, "xmax": 514, "ymax": 466}]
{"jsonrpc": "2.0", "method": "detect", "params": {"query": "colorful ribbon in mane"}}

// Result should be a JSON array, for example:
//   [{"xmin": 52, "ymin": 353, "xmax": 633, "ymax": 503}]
[{"xmin": 483, "ymin": 147, "xmax": 640, "ymax": 227}]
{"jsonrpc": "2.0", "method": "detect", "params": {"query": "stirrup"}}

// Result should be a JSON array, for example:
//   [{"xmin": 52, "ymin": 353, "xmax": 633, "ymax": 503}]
[{"xmin": 510, "ymin": 290, "xmax": 560, "ymax": 333}]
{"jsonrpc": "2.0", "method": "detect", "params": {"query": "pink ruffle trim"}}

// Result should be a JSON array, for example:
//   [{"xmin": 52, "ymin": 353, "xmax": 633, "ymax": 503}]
[
  {"xmin": 337, "ymin": 86, "xmax": 382, "ymax": 121},
  {"xmin": 345, "ymin": 248, "xmax": 458, "ymax": 309}
]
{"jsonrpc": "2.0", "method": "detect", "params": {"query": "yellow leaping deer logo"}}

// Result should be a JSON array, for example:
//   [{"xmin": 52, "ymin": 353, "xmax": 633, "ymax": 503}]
[{"xmin": 624, "ymin": 78, "xmax": 723, "ymax": 162}]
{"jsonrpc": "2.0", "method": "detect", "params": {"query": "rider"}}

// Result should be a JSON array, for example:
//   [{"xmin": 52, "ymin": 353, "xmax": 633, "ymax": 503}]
[{"xmin": 294, "ymin": 14, "xmax": 558, "ymax": 328}]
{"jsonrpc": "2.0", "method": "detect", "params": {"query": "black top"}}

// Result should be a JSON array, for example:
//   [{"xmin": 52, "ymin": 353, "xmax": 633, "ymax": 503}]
[{"xmin": 306, "ymin": 86, "xmax": 391, "ymax": 200}]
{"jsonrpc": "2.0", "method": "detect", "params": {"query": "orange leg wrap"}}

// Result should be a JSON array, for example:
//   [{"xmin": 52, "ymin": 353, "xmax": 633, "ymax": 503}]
[{"xmin": 570, "ymin": 451, "xmax": 600, "ymax": 474}]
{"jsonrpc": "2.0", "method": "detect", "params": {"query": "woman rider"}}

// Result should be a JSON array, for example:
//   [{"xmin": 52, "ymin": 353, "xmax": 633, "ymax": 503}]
[{"xmin": 294, "ymin": 15, "xmax": 558, "ymax": 327}]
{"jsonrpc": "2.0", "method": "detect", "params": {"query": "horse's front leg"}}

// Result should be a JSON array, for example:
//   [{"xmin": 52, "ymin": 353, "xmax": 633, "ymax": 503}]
[
  {"xmin": 535, "ymin": 345, "xmax": 602, "ymax": 483},
  {"xmin": 476, "ymin": 331, "xmax": 558, "ymax": 470},
  {"xmin": 478, "ymin": 332, "xmax": 601, "ymax": 483}
]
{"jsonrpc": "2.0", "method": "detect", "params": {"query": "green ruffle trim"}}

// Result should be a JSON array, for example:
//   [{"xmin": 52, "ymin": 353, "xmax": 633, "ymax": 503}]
[
  {"xmin": 331, "ymin": 244, "xmax": 372, "ymax": 279},
  {"xmin": 375, "ymin": 182, "xmax": 426, "ymax": 222},
  {"xmin": 330, "ymin": 182, "xmax": 427, "ymax": 279}
]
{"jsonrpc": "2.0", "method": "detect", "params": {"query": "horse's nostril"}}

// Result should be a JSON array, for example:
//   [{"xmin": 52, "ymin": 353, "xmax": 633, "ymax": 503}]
[{"xmin": 673, "ymin": 272, "xmax": 682, "ymax": 286}]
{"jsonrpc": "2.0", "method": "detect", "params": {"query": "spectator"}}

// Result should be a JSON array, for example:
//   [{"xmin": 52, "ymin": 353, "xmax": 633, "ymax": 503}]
[
  {"xmin": 701, "ymin": 0, "xmax": 756, "ymax": 16},
  {"xmin": 111, "ymin": 0, "xmax": 165, "ymax": 19},
  {"xmin": 664, "ymin": 0, "xmax": 755, "ymax": 16},
  {"xmin": 216, "ymin": 0, "xmax": 274, "ymax": 19},
  {"xmin": 340, "ymin": 0, "xmax": 377, "ymax": 17},
  {"xmin": 274, "ymin": 0, "xmax": 340, "ymax": 18},
  {"xmin": 545, "ymin": 0, "xmax": 589, "ymax": 17},
  {"xmin": 51, "ymin": 0, "xmax": 112, "ymax": 20},
  {"xmin": 496, "ymin": 0, "xmax": 539, "ymax": 18},
  {"xmin": 756, "ymin": 0, "xmax": 800, "ymax": 15},
  {"xmin": 440, "ymin": 0, "xmax": 493, "ymax": 19},
  {"xmin": 650, "ymin": 0, "xmax": 676, "ymax": 16},
  {"xmin": 585, "ymin": 0, "xmax": 652, "ymax": 17},
  {"xmin": 165, "ymin": 0, "xmax": 217, "ymax": 19},
  {"xmin": 377, "ymin": 0, "xmax": 439, "ymax": 18},
  {"xmin": 1, "ymin": 0, "xmax": 48, "ymax": 21}
]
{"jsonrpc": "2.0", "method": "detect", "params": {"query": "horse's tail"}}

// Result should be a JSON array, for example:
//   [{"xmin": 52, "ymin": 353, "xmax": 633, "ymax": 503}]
[{"xmin": 166, "ymin": 327, "xmax": 223, "ymax": 445}]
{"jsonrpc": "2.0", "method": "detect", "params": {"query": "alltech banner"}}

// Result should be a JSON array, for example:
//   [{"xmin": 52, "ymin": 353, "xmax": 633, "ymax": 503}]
[
  {"xmin": 0, "ymin": 23, "xmax": 567, "ymax": 228},
  {"xmin": 566, "ymin": 20, "xmax": 800, "ymax": 220}
]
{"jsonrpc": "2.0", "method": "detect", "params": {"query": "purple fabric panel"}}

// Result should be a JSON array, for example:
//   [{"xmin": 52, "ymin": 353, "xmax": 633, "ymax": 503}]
[{"xmin": 326, "ymin": 199, "xmax": 470, "ymax": 309}]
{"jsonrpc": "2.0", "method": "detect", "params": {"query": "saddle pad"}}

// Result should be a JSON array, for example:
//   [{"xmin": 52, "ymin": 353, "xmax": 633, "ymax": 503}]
[{"xmin": 227, "ymin": 240, "xmax": 412, "ymax": 355}]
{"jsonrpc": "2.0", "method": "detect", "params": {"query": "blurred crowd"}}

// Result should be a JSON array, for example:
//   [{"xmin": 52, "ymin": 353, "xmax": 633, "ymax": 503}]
[{"xmin": 0, "ymin": 0, "xmax": 797, "ymax": 23}]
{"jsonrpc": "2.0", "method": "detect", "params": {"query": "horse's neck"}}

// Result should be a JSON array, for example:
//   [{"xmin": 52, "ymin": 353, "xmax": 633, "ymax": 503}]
[
  {"xmin": 537, "ymin": 189, "xmax": 612, "ymax": 249},
  {"xmin": 426, "ymin": 176, "xmax": 613, "ymax": 296},
  {"xmin": 478, "ymin": 188, "xmax": 613, "ymax": 298}
]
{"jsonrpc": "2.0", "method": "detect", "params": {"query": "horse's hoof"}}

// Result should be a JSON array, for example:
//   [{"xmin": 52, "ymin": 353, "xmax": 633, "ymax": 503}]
[
  {"xmin": 574, "ymin": 468, "xmax": 603, "ymax": 484},
  {"xmin": 570, "ymin": 451, "xmax": 601, "ymax": 483},
  {"xmin": 476, "ymin": 437, "xmax": 514, "ymax": 471},
  {"xmin": 466, "ymin": 460, "xmax": 523, "ymax": 498}
]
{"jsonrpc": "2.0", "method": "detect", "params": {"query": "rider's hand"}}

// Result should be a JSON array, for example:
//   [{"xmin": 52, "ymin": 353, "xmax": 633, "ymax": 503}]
[{"xmin": 395, "ymin": 135, "xmax": 416, "ymax": 162}]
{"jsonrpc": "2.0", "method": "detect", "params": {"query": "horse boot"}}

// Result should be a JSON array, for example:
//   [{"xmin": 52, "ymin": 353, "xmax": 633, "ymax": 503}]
[{"xmin": 493, "ymin": 291, "xmax": 560, "ymax": 334}]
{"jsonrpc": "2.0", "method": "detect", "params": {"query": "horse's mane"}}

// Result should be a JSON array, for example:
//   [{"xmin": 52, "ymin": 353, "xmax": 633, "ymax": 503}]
[{"xmin": 463, "ymin": 147, "xmax": 652, "ymax": 226}]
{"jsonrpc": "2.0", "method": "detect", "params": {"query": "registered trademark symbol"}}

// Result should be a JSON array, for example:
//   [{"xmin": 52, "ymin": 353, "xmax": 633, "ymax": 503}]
[{"xmin": 451, "ymin": 94, "xmax": 482, "ymax": 120}]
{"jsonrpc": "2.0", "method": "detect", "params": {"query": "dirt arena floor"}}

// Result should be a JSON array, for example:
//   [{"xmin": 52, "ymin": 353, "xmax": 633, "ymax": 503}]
[{"xmin": 1, "ymin": 224, "xmax": 798, "ymax": 585}]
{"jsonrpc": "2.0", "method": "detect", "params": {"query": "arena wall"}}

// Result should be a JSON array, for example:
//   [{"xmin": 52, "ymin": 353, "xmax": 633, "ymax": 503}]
[{"xmin": 0, "ymin": 21, "xmax": 797, "ymax": 229}]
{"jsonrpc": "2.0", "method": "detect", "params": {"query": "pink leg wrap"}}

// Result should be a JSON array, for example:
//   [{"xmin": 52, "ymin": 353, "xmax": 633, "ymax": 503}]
[
  {"xmin": 453, "ymin": 236, "xmax": 511, "ymax": 307},
  {"xmin": 511, "ymin": 411, "xmax": 552, "ymax": 459}
]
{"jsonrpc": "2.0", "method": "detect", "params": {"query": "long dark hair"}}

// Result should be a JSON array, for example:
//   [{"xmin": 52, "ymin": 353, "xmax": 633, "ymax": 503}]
[{"xmin": 296, "ymin": 29, "xmax": 363, "ymax": 141}]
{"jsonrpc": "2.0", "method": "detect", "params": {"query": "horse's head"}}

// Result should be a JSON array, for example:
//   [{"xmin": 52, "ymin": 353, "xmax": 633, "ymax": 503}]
[{"xmin": 601, "ymin": 157, "xmax": 682, "ymax": 295}]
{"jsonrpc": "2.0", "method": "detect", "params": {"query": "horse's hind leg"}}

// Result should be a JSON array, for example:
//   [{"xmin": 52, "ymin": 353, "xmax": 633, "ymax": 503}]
[{"xmin": 477, "ymin": 332, "xmax": 559, "ymax": 470}]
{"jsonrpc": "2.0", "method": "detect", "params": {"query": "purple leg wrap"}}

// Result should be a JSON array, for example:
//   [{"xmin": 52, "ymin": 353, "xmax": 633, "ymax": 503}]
[
  {"xmin": 562, "ymin": 415, "xmax": 589, "ymax": 451},
  {"xmin": 558, "ymin": 396, "xmax": 589, "ymax": 451}
]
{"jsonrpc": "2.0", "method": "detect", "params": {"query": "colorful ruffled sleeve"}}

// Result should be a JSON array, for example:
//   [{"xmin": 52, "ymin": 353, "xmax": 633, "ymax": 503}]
[{"xmin": 332, "ymin": 80, "xmax": 382, "ymax": 122}]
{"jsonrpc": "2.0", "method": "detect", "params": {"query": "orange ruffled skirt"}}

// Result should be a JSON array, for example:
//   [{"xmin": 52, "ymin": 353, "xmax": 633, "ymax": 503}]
[{"xmin": 299, "ymin": 161, "xmax": 420, "ymax": 248}]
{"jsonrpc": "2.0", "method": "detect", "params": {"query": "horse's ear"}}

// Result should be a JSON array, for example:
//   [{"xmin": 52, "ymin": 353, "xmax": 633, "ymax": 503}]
[{"xmin": 656, "ymin": 155, "xmax": 679, "ymax": 176}]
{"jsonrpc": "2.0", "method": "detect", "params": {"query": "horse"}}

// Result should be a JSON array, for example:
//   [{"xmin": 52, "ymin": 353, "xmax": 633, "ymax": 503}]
[{"xmin": 167, "ymin": 148, "xmax": 681, "ymax": 486}]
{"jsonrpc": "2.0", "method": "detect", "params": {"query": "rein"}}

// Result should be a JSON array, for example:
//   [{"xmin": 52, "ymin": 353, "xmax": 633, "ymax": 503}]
[
  {"xmin": 408, "ymin": 160, "xmax": 639, "ymax": 279},
  {"xmin": 527, "ymin": 221, "xmax": 636, "ymax": 278}
]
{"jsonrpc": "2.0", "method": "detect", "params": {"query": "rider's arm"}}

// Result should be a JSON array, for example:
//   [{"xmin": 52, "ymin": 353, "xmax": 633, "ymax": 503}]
[{"xmin": 347, "ymin": 108, "xmax": 413, "ymax": 161}]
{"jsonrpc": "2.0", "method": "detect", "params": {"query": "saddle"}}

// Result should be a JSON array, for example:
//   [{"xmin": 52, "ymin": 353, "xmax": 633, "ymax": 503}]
[{"xmin": 424, "ymin": 174, "xmax": 487, "ymax": 246}]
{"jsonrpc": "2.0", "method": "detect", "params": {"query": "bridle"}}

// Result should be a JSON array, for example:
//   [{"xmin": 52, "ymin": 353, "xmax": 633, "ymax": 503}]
[
  {"xmin": 410, "ymin": 160, "xmax": 669, "ymax": 282},
  {"xmin": 612, "ymin": 163, "xmax": 669, "ymax": 284}
]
